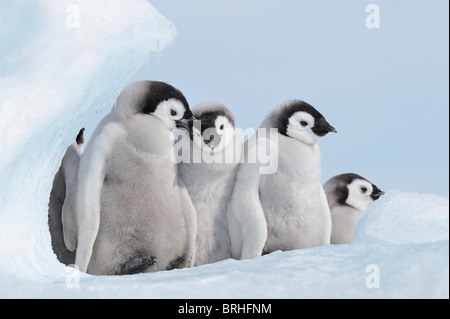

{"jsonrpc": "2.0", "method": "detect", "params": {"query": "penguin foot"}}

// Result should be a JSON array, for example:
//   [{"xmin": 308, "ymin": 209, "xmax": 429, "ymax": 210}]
[
  {"xmin": 167, "ymin": 256, "xmax": 186, "ymax": 270},
  {"xmin": 122, "ymin": 256, "xmax": 156, "ymax": 275}
]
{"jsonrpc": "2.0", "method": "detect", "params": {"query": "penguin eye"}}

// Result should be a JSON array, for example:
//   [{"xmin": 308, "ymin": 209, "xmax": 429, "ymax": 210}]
[
  {"xmin": 300, "ymin": 121, "xmax": 308, "ymax": 127},
  {"xmin": 170, "ymin": 110, "xmax": 177, "ymax": 117},
  {"xmin": 361, "ymin": 187, "xmax": 368, "ymax": 194},
  {"xmin": 220, "ymin": 124, "xmax": 224, "ymax": 130}
]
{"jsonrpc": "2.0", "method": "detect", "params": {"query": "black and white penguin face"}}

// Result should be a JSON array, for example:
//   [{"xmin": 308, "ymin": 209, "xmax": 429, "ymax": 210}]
[
  {"xmin": 153, "ymin": 98, "xmax": 191, "ymax": 131},
  {"xmin": 192, "ymin": 114, "xmax": 234, "ymax": 153},
  {"xmin": 127, "ymin": 81, "xmax": 192, "ymax": 131},
  {"xmin": 278, "ymin": 101, "xmax": 336, "ymax": 144},
  {"xmin": 346, "ymin": 178, "xmax": 380, "ymax": 212},
  {"xmin": 189, "ymin": 102, "xmax": 235, "ymax": 153},
  {"xmin": 328, "ymin": 173, "xmax": 384, "ymax": 212}
]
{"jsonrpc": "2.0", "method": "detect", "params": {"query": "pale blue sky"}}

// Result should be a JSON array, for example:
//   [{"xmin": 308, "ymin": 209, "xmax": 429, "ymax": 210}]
[{"xmin": 87, "ymin": 0, "xmax": 449, "ymax": 196}]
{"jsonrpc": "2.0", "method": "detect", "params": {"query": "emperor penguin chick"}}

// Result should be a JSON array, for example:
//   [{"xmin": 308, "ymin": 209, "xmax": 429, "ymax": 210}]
[
  {"xmin": 48, "ymin": 128, "xmax": 85, "ymax": 265},
  {"xmin": 177, "ymin": 101, "xmax": 243, "ymax": 266},
  {"xmin": 228, "ymin": 100, "xmax": 337, "ymax": 259},
  {"xmin": 324, "ymin": 173, "xmax": 384, "ymax": 244},
  {"xmin": 74, "ymin": 81, "xmax": 196, "ymax": 275}
]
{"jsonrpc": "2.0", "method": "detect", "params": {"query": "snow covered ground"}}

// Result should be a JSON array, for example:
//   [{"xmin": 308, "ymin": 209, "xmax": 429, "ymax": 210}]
[
  {"xmin": 0, "ymin": 1, "xmax": 448, "ymax": 299},
  {"xmin": 1, "ymin": 189, "xmax": 448, "ymax": 299}
]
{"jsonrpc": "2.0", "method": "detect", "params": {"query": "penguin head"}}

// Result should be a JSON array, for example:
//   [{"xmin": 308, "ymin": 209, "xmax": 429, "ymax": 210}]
[
  {"xmin": 115, "ymin": 81, "xmax": 192, "ymax": 131},
  {"xmin": 274, "ymin": 100, "xmax": 336, "ymax": 144},
  {"xmin": 325, "ymin": 173, "xmax": 385, "ymax": 212},
  {"xmin": 189, "ymin": 101, "xmax": 235, "ymax": 153}
]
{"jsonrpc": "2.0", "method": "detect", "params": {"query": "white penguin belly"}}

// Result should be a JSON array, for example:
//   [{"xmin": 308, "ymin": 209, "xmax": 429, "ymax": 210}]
[
  {"xmin": 260, "ymin": 173, "xmax": 331, "ymax": 253},
  {"xmin": 180, "ymin": 163, "xmax": 236, "ymax": 266},
  {"xmin": 192, "ymin": 189, "xmax": 231, "ymax": 265},
  {"xmin": 88, "ymin": 147, "xmax": 188, "ymax": 275}
]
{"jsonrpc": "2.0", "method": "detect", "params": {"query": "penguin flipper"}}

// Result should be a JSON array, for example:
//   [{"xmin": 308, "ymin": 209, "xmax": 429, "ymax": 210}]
[
  {"xmin": 228, "ymin": 137, "xmax": 268, "ymax": 260},
  {"xmin": 122, "ymin": 256, "xmax": 157, "ymax": 275},
  {"xmin": 61, "ymin": 144, "xmax": 82, "ymax": 252},
  {"xmin": 62, "ymin": 199, "xmax": 78, "ymax": 252},
  {"xmin": 75, "ymin": 122, "xmax": 125, "ymax": 273}
]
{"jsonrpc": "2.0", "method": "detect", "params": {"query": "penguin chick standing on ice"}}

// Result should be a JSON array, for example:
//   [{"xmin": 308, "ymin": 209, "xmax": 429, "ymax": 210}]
[
  {"xmin": 228, "ymin": 100, "xmax": 337, "ymax": 259},
  {"xmin": 48, "ymin": 128, "xmax": 85, "ymax": 265},
  {"xmin": 324, "ymin": 173, "xmax": 384, "ymax": 244},
  {"xmin": 177, "ymin": 101, "xmax": 243, "ymax": 266},
  {"xmin": 74, "ymin": 81, "xmax": 197, "ymax": 275}
]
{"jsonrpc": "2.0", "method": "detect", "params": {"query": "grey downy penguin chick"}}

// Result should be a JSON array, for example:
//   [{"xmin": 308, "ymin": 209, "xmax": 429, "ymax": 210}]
[
  {"xmin": 48, "ymin": 128, "xmax": 85, "ymax": 265},
  {"xmin": 177, "ymin": 101, "xmax": 243, "ymax": 266},
  {"xmin": 324, "ymin": 173, "xmax": 384, "ymax": 244},
  {"xmin": 228, "ymin": 100, "xmax": 337, "ymax": 259},
  {"xmin": 74, "ymin": 81, "xmax": 197, "ymax": 275}
]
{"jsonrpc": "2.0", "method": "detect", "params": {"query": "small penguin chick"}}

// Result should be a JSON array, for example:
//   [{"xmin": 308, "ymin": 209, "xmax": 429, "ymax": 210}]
[
  {"xmin": 75, "ymin": 81, "xmax": 196, "ymax": 275},
  {"xmin": 228, "ymin": 100, "xmax": 337, "ymax": 260},
  {"xmin": 324, "ymin": 173, "xmax": 384, "ymax": 244},
  {"xmin": 178, "ymin": 101, "xmax": 242, "ymax": 266}
]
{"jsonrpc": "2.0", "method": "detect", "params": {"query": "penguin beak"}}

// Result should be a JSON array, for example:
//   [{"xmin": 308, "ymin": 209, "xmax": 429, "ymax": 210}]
[
  {"xmin": 203, "ymin": 130, "xmax": 221, "ymax": 149},
  {"xmin": 313, "ymin": 118, "xmax": 337, "ymax": 136},
  {"xmin": 371, "ymin": 190, "xmax": 385, "ymax": 200},
  {"xmin": 205, "ymin": 136, "xmax": 221, "ymax": 150},
  {"xmin": 327, "ymin": 125, "xmax": 338, "ymax": 133},
  {"xmin": 176, "ymin": 120, "xmax": 192, "ymax": 135}
]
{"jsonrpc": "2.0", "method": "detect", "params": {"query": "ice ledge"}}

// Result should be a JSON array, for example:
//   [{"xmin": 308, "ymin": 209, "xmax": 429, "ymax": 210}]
[
  {"xmin": 0, "ymin": 0, "xmax": 176, "ymax": 280},
  {"xmin": 0, "ymin": 0, "xmax": 176, "ymax": 170}
]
